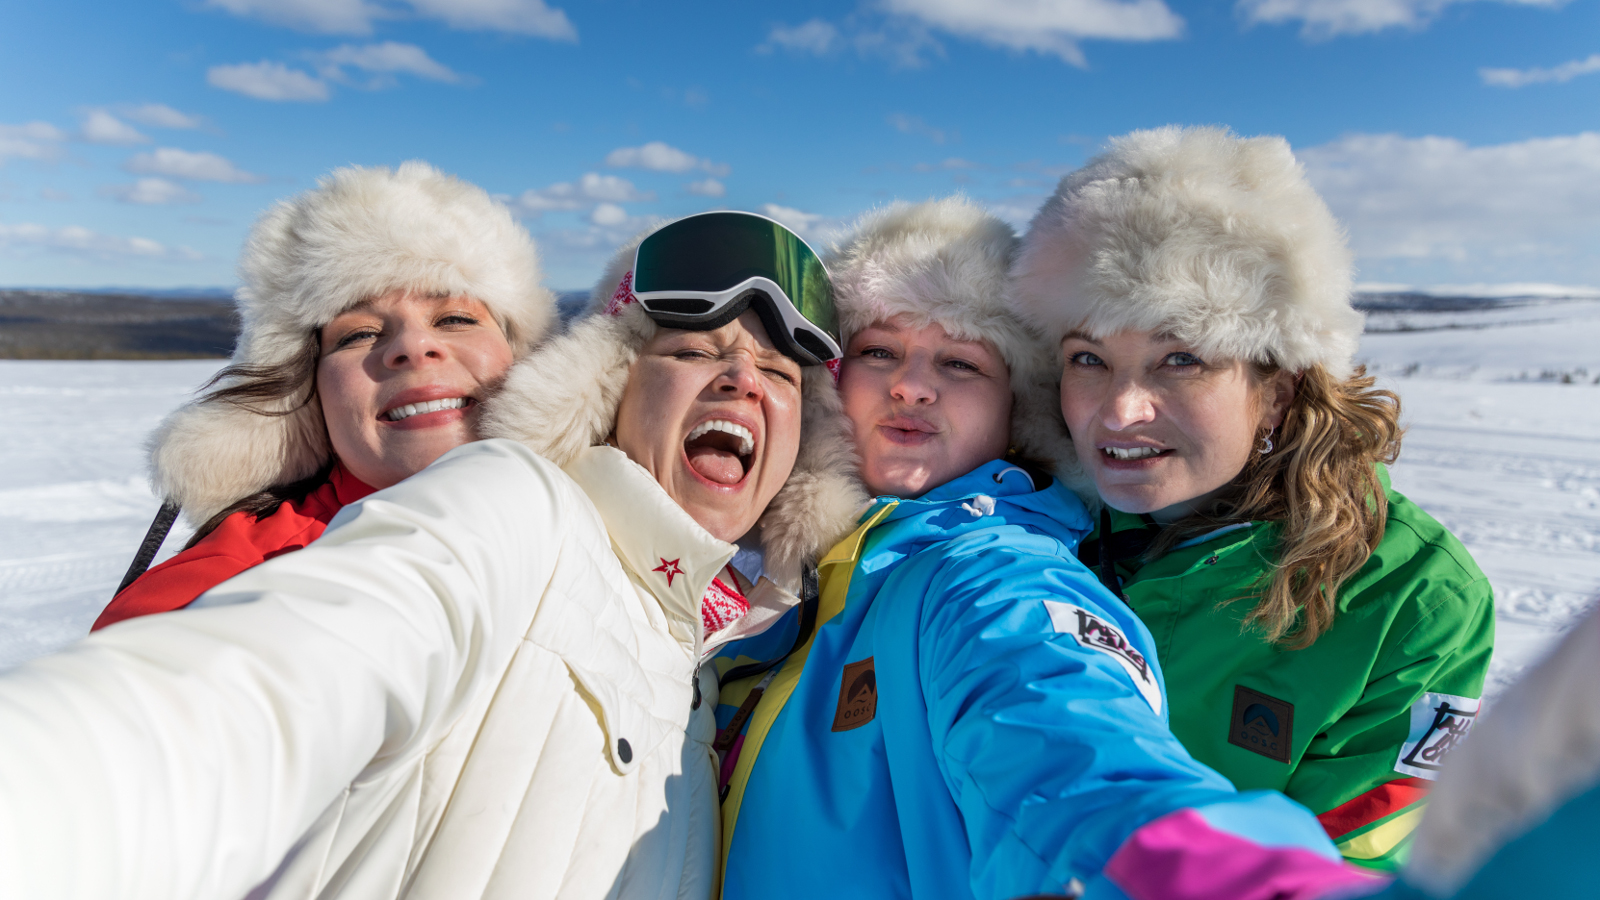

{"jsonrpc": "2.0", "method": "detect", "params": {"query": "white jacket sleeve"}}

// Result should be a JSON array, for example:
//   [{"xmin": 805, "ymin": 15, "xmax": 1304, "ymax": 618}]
[{"xmin": 0, "ymin": 439, "xmax": 577, "ymax": 900}]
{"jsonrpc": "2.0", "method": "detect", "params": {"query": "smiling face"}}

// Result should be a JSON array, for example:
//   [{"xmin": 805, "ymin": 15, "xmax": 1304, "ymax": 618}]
[
  {"xmin": 612, "ymin": 310, "xmax": 804, "ymax": 543},
  {"xmin": 839, "ymin": 315, "xmax": 1012, "ymax": 498},
  {"xmin": 1058, "ymin": 329, "xmax": 1296, "ymax": 521},
  {"xmin": 316, "ymin": 290, "xmax": 514, "ymax": 490}
]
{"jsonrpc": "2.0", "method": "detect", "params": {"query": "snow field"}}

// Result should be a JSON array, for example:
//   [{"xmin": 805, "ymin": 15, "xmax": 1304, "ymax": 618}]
[{"xmin": 1, "ymin": 304, "xmax": 1597, "ymax": 697}]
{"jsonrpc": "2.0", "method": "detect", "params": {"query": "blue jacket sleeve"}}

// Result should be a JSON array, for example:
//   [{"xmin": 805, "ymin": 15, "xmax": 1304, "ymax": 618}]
[{"xmin": 881, "ymin": 529, "xmax": 1356, "ymax": 900}]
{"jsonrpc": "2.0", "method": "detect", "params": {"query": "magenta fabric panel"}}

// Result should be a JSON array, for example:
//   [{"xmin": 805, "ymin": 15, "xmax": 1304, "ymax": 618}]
[{"xmin": 1105, "ymin": 808, "xmax": 1388, "ymax": 900}]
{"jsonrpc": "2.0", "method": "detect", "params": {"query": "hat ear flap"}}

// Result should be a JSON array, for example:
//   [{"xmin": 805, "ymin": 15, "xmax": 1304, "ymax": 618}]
[{"xmin": 150, "ymin": 393, "xmax": 331, "ymax": 527}]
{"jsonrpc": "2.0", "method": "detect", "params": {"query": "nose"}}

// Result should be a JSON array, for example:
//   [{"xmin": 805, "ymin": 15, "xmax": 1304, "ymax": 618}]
[
  {"xmin": 1101, "ymin": 375, "xmax": 1156, "ymax": 431},
  {"xmin": 712, "ymin": 353, "xmax": 766, "ymax": 400},
  {"xmin": 889, "ymin": 355, "xmax": 936, "ymax": 406},
  {"xmin": 382, "ymin": 319, "xmax": 445, "ymax": 370}
]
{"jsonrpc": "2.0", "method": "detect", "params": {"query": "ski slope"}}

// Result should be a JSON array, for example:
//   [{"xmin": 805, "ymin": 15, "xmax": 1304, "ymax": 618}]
[{"xmin": 2, "ymin": 300, "xmax": 1598, "ymax": 696}]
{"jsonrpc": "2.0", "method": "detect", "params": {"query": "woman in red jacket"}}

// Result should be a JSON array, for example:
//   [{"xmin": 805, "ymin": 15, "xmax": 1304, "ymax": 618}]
[{"xmin": 94, "ymin": 162, "xmax": 557, "ymax": 629}]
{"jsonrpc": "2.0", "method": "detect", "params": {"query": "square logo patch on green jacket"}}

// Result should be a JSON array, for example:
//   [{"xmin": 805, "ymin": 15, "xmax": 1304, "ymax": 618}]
[{"xmin": 1229, "ymin": 685, "xmax": 1294, "ymax": 763}]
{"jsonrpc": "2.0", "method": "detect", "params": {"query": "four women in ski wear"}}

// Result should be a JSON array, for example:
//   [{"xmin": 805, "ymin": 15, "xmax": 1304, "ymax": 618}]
[
  {"xmin": 1009, "ymin": 127, "xmax": 1494, "ymax": 871},
  {"xmin": 31, "ymin": 128, "xmax": 1506, "ymax": 896}
]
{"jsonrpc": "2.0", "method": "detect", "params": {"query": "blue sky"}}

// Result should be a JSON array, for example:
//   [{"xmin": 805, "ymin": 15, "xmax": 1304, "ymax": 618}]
[{"xmin": 2, "ymin": 0, "xmax": 1597, "ymax": 291}]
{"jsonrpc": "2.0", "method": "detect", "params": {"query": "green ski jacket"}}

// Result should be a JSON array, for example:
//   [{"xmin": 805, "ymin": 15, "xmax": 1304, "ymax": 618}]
[{"xmin": 1079, "ymin": 467, "xmax": 1494, "ymax": 873}]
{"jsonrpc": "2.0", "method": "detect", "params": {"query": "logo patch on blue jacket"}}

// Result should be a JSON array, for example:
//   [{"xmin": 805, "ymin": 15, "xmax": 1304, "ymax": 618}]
[{"xmin": 1043, "ymin": 601, "xmax": 1162, "ymax": 714}]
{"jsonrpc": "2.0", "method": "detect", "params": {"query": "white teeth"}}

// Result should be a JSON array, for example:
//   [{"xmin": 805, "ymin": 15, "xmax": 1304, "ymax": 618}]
[
  {"xmin": 1104, "ymin": 446, "xmax": 1164, "ymax": 460},
  {"xmin": 685, "ymin": 419, "xmax": 755, "ymax": 457},
  {"xmin": 385, "ymin": 397, "xmax": 468, "ymax": 422}
]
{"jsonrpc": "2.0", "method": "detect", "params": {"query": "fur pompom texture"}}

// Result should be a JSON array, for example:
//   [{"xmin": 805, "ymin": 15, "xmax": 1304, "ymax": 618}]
[
  {"xmin": 1010, "ymin": 126, "xmax": 1363, "ymax": 378},
  {"xmin": 151, "ymin": 162, "xmax": 556, "ymax": 524}
]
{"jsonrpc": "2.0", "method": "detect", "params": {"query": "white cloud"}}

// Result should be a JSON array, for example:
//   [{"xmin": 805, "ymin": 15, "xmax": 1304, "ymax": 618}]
[
  {"xmin": 121, "ymin": 104, "xmax": 205, "ymax": 129},
  {"xmin": 124, "ymin": 148, "xmax": 266, "ymax": 183},
  {"xmin": 888, "ymin": 113, "xmax": 950, "ymax": 144},
  {"xmin": 317, "ymin": 41, "xmax": 463, "ymax": 84},
  {"xmin": 1237, "ymin": 0, "xmax": 1565, "ymax": 39},
  {"xmin": 1481, "ymin": 53, "xmax": 1600, "ymax": 88},
  {"xmin": 80, "ymin": 110, "xmax": 150, "ymax": 145},
  {"xmin": 687, "ymin": 177, "xmax": 726, "ymax": 197},
  {"xmin": 759, "ymin": 19, "xmax": 840, "ymax": 54},
  {"xmin": 605, "ymin": 141, "xmax": 730, "ymax": 176},
  {"xmin": 882, "ymin": 0, "xmax": 1185, "ymax": 67},
  {"xmin": 590, "ymin": 202, "xmax": 629, "ymax": 226},
  {"xmin": 406, "ymin": 0, "xmax": 576, "ymax": 39},
  {"xmin": 208, "ymin": 61, "xmax": 331, "ymax": 101},
  {"xmin": 0, "ymin": 222, "xmax": 202, "ymax": 261},
  {"xmin": 0, "ymin": 122, "xmax": 68, "ymax": 163},
  {"xmin": 37, "ymin": 188, "xmax": 72, "ymax": 201},
  {"xmin": 202, "ymin": 0, "xmax": 576, "ymax": 39},
  {"xmin": 757, "ymin": 203, "xmax": 850, "ymax": 242},
  {"xmin": 510, "ymin": 172, "xmax": 653, "ymax": 217},
  {"xmin": 100, "ymin": 178, "xmax": 203, "ymax": 205},
  {"xmin": 1300, "ymin": 132, "xmax": 1600, "ymax": 267},
  {"xmin": 204, "ymin": 0, "xmax": 378, "ymax": 34}
]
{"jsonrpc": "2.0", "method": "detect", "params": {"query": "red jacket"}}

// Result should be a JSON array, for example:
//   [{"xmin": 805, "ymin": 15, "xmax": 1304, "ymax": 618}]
[{"xmin": 94, "ymin": 465, "xmax": 376, "ymax": 631}]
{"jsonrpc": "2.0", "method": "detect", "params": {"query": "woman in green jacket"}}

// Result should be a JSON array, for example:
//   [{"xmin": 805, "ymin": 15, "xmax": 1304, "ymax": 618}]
[{"xmin": 1009, "ymin": 125, "xmax": 1495, "ymax": 874}]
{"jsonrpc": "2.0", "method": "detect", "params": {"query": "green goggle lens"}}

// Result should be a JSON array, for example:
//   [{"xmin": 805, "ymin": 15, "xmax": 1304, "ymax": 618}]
[{"xmin": 633, "ymin": 212, "xmax": 839, "ymax": 342}]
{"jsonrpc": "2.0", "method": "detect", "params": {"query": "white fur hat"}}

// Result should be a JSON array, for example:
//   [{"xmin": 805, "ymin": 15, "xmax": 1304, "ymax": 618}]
[
  {"xmin": 1010, "ymin": 126, "xmax": 1364, "ymax": 378},
  {"xmin": 151, "ymin": 161, "xmax": 556, "ymax": 525},
  {"xmin": 479, "ymin": 226, "xmax": 866, "ymax": 593},
  {"xmin": 826, "ymin": 196, "xmax": 1076, "ymax": 476}
]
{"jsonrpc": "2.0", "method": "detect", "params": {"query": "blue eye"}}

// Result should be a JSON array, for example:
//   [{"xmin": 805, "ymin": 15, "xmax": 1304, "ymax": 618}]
[
  {"xmin": 1165, "ymin": 352, "xmax": 1203, "ymax": 367},
  {"xmin": 1068, "ymin": 351, "xmax": 1104, "ymax": 367}
]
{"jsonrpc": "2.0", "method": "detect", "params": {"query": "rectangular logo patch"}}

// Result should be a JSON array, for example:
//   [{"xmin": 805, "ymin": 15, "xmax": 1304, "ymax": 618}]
[
  {"xmin": 1395, "ymin": 692, "xmax": 1480, "ymax": 780},
  {"xmin": 1228, "ymin": 685, "xmax": 1294, "ymax": 763},
  {"xmin": 1043, "ymin": 601, "xmax": 1163, "ymax": 714},
  {"xmin": 832, "ymin": 657, "xmax": 878, "ymax": 732}
]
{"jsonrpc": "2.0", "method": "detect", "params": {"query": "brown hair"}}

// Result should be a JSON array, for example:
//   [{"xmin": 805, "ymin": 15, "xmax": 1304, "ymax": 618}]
[
  {"xmin": 183, "ymin": 333, "xmax": 330, "ymax": 547},
  {"xmin": 1149, "ymin": 365, "xmax": 1403, "ymax": 649}
]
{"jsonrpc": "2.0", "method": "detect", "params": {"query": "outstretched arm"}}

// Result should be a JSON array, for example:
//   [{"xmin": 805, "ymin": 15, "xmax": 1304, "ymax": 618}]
[
  {"xmin": 892, "ymin": 532, "xmax": 1382, "ymax": 900},
  {"xmin": 0, "ymin": 440, "xmax": 577, "ymax": 900}
]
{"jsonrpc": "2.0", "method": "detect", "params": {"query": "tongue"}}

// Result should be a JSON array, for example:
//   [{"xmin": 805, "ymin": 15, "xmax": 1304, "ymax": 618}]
[{"xmin": 687, "ymin": 446, "xmax": 744, "ymax": 485}]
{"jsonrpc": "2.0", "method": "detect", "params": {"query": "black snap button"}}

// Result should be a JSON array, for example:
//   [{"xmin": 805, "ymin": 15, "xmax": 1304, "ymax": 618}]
[{"xmin": 617, "ymin": 738, "xmax": 632, "ymax": 764}]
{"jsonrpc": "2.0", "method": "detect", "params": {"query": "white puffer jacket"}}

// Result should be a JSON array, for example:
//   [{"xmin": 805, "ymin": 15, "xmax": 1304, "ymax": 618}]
[{"xmin": 0, "ymin": 439, "xmax": 797, "ymax": 900}]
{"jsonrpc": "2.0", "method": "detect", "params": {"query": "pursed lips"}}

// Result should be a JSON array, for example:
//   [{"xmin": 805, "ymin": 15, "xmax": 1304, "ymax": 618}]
[{"xmin": 878, "ymin": 415, "xmax": 939, "ymax": 445}]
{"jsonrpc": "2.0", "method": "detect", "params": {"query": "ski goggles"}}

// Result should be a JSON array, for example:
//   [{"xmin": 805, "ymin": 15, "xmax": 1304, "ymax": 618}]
[{"xmin": 632, "ymin": 211, "xmax": 841, "ymax": 366}]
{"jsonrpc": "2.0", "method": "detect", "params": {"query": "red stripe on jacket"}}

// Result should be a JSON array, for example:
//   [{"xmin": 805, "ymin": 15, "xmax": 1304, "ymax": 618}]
[
  {"xmin": 1316, "ymin": 777, "xmax": 1432, "ymax": 840},
  {"xmin": 92, "ymin": 465, "xmax": 375, "ymax": 631}
]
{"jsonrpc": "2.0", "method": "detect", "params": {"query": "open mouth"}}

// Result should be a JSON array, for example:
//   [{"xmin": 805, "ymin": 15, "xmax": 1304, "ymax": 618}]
[
  {"xmin": 1101, "ymin": 446, "xmax": 1170, "ymax": 461},
  {"xmin": 384, "ymin": 397, "xmax": 472, "ymax": 422},
  {"xmin": 683, "ymin": 419, "xmax": 755, "ymax": 486}
]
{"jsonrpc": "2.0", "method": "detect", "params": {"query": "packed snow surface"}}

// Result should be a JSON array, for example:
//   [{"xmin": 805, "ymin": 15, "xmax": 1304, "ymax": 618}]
[{"xmin": 2, "ymin": 301, "xmax": 1598, "ymax": 697}]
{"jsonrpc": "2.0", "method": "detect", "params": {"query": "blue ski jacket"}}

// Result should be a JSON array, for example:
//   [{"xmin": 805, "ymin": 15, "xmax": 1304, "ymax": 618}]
[{"xmin": 712, "ymin": 461, "xmax": 1378, "ymax": 900}]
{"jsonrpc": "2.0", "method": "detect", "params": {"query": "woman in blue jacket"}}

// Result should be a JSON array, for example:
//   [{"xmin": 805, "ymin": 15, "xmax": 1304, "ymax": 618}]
[{"xmin": 711, "ymin": 198, "xmax": 1384, "ymax": 900}]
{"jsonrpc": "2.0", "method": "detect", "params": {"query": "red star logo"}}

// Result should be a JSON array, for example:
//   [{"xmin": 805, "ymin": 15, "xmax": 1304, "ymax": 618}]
[{"xmin": 653, "ymin": 557, "xmax": 685, "ymax": 586}]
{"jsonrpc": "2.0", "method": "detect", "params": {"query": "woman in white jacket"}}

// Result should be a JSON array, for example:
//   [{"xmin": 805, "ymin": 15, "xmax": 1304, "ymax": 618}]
[{"xmin": 0, "ymin": 212, "xmax": 863, "ymax": 900}]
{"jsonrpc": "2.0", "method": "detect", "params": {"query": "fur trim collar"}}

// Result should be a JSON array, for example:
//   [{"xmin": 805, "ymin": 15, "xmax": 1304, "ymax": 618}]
[
  {"xmin": 151, "ymin": 162, "xmax": 556, "ymax": 525},
  {"xmin": 481, "ymin": 229, "xmax": 865, "ymax": 593},
  {"xmin": 1010, "ymin": 126, "xmax": 1363, "ymax": 379}
]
